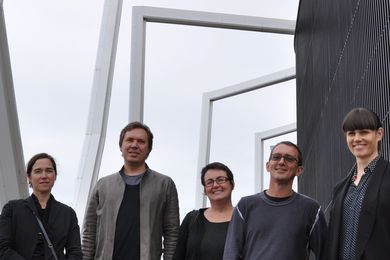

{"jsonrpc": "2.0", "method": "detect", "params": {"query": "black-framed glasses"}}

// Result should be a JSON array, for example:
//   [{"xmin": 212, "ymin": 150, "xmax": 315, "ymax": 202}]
[
  {"xmin": 204, "ymin": 176, "xmax": 230, "ymax": 187},
  {"xmin": 270, "ymin": 154, "xmax": 298, "ymax": 164}
]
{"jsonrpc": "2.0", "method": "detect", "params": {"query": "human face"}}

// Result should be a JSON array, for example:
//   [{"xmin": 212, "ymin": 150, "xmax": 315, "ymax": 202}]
[
  {"xmin": 120, "ymin": 128, "xmax": 150, "ymax": 166},
  {"xmin": 28, "ymin": 158, "xmax": 56, "ymax": 195},
  {"xmin": 346, "ymin": 128, "xmax": 383, "ymax": 161},
  {"xmin": 203, "ymin": 169, "xmax": 233, "ymax": 202},
  {"xmin": 266, "ymin": 144, "xmax": 303, "ymax": 185}
]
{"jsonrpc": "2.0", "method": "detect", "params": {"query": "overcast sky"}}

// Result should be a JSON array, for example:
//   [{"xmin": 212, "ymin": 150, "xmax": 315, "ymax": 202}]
[{"xmin": 3, "ymin": 0, "xmax": 299, "ymax": 221}]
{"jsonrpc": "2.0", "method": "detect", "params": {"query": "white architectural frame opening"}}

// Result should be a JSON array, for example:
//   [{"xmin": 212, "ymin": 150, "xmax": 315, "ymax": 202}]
[
  {"xmin": 73, "ymin": 5, "xmax": 296, "ymax": 215},
  {"xmin": 0, "ymin": 2, "xmax": 297, "ymax": 213},
  {"xmin": 254, "ymin": 123, "xmax": 297, "ymax": 193}
]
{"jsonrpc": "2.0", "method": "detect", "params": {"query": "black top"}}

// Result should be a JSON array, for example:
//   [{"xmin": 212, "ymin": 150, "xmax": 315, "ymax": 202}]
[
  {"xmin": 174, "ymin": 208, "xmax": 230, "ymax": 260},
  {"xmin": 200, "ymin": 217, "xmax": 229, "ymax": 260},
  {"xmin": 31, "ymin": 194, "xmax": 54, "ymax": 260},
  {"xmin": 113, "ymin": 184, "xmax": 140, "ymax": 260}
]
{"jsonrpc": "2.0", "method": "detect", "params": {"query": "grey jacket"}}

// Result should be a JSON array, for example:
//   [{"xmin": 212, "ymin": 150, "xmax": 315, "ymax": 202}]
[{"xmin": 82, "ymin": 168, "xmax": 179, "ymax": 260}]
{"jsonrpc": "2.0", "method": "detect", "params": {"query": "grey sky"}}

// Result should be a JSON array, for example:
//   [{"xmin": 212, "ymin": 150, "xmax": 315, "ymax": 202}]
[{"xmin": 4, "ymin": 0, "xmax": 299, "ymax": 220}]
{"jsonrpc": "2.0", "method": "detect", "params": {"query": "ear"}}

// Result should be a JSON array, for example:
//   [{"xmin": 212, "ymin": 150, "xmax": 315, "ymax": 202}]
[
  {"xmin": 266, "ymin": 162, "xmax": 271, "ymax": 172},
  {"xmin": 295, "ymin": 166, "xmax": 304, "ymax": 177},
  {"xmin": 377, "ymin": 127, "xmax": 384, "ymax": 141},
  {"xmin": 27, "ymin": 176, "xmax": 32, "ymax": 188}
]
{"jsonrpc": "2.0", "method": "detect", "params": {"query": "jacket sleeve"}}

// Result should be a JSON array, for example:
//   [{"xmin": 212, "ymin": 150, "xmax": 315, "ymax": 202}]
[
  {"xmin": 223, "ymin": 205, "xmax": 245, "ymax": 260},
  {"xmin": 81, "ymin": 185, "xmax": 99, "ymax": 260},
  {"xmin": 0, "ymin": 202, "xmax": 26, "ymax": 260},
  {"xmin": 64, "ymin": 208, "xmax": 83, "ymax": 260},
  {"xmin": 309, "ymin": 206, "xmax": 328, "ymax": 260},
  {"xmin": 173, "ymin": 210, "xmax": 197, "ymax": 260},
  {"xmin": 162, "ymin": 179, "xmax": 180, "ymax": 260}
]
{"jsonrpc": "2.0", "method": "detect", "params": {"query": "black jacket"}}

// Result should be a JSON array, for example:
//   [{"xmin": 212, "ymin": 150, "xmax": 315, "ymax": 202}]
[
  {"xmin": 327, "ymin": 157, "xmax": 390, "ymax": 260},
  {"xmin": 0, "ymin": 195, "xmax": 82, "ymax": 260},
  {"xmin": 173, "ymin": 209, "xmax": 204, "ymax": 260}
]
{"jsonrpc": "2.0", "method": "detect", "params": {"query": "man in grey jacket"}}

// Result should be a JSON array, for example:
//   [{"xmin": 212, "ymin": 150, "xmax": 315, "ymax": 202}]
[{"xmin": 82, "ymin": 122, "xmax": 180, "ymax": 260}]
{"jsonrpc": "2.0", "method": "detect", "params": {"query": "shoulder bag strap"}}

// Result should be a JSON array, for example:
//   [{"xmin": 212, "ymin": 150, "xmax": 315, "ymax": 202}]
[{"xmin": 32, "ymin": 211, "xmax": 59, "ymax": 260}]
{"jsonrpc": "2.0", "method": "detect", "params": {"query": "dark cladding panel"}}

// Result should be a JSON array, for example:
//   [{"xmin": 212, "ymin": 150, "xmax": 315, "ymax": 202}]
[{"xmin": 295, "ymin": 0, "xmax": 390, "ymax": 208}]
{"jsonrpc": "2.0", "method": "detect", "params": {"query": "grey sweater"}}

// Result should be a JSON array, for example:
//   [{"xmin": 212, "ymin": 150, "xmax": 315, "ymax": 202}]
[{"xmin": 223, "ymin": 191, "xmax": 327, "ymax": 260}]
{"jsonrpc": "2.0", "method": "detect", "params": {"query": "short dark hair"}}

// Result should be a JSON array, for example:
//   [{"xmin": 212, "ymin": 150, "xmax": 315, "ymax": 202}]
[
  {"xmin": 119, "ymin": 121, "xmax": 154, "ymax": 155},
  {"xmin": 342, "ymin": 107, "xmax": 382, "ymax": 132},
  {"xmin": 26, "ymin": 153, "xmax": 57, "ymax": 177},
  {"xmin": 269, "ymin": 141, "xmax": 303, "ymax": 166},
  {"xmin": 200, "ymin": 162, "xmax": 234, "ymax": 186}
]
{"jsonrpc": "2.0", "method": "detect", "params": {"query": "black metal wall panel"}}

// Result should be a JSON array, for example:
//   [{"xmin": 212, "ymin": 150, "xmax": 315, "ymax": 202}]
[{"xmin": 295, "ymin": 0, "xmax": 390, "ymax": 209}]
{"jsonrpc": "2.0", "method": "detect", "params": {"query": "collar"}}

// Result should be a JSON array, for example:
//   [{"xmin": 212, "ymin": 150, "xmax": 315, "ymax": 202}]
[
  {"xmin": 119, "ymin": 164, "xmax": 149, "ymax": 176},
  {"xmin": 31, "ymin": 193, "xmax": 54, "ymax": 212},
  {"xmin": 351, "ymin": 155, "xmax": 380, "ymax": 182}
]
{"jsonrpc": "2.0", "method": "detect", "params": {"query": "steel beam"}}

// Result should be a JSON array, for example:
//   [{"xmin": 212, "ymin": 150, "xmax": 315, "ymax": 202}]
[
  {"xmin": 129, "ymin": 6, "xmax": 296, "ymax": 122},
  {"xmin": 0, "ymin": 1, "xmax": 28, "ymax": 209},
  {"xmin": 254, "ymin": 123, "xmax": 297, "ymax": 193},
  {"xmin": 197, "ymin": 68, "xmax": 296, "ymax": 207},
  {"xmin": 129, "ymin": 6, "xmax": 296, "ymax": 207},
  {"xmin": 73, "ymin": 0, "xmax": 123, "ymax": 219}
]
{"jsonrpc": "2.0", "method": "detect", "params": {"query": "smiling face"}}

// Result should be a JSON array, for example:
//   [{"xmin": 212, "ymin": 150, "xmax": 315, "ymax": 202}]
[
  {"xmin": 266, "ymin": 144, "xmax": 303, "ymax": 185},
  {"xmin": 120, "ymin": 128, "xmax": 150, "ymax": 167},
  {"xmin": 203, "ymin": 169, "xmax": 234, "ymax": 203},
  {"xmin": 346, "ymin": 128, "xmax": 383, "ymax": 161},
  {"xmin": 28, "ymin": 158, "xmax": 56, "ymax": 195}
]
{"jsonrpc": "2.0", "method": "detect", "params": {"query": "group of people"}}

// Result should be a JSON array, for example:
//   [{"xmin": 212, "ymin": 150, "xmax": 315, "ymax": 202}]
[{"xmin": 0, "ymin": 107, "xmax": 389, "ymax": 260}]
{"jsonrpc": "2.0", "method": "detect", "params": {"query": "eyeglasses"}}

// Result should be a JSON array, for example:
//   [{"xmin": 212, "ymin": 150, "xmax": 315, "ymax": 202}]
[
  {"xmin": 270, "ymin": 154, "xmax": 298, "ymax": 164},
  {"xmin": 204, "ymin": 176, "xmax": 230, "ymax": 187}
]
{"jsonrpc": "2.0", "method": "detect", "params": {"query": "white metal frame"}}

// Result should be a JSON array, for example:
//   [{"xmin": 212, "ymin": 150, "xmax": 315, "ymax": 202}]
[
  {"xmin": 0, "ymin": 3, "xmax": 298, "ymax": 212},
  {"xmin": 73, "ymin": 0, "xmax": 123, "ymax": 218},
  {"xmin": 129, "ymin": 6, "xmax": 296, "ymax": 122},
  {"xmin": 0, "ymin": 1, "xmax": 28, "ymax": 208},
  {"xmin": 197, "ymin": 69, "xmax": 296, "ymax": 206},
  {"xmin": 254, "ymin": 123, "xmax": 297, "ymax": 193},
  {"xmin": 74, "ymin": 5, "xmax": 296, "ymax": 213},
  {"xmin": 128, "ymin": 6, "xmax": 296, "ymax": 208}
]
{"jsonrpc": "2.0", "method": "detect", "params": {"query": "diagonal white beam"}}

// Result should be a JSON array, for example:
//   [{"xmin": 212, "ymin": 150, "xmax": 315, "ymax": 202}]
[
  {"xmin": 74, "ymin": 0, "xmax": 123, "ymax": 219},
  {"xmin": 207, "ymin": 67, "xmax": 296, "ymax": 101},
  {"xmin": 0, "ymin": 1, "xmax": 28, "ymax": 209}
]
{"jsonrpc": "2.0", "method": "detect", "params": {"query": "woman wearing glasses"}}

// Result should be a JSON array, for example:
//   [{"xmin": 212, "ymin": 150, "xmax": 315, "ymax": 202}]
[
  {"xmin": 174, "ymin": 162, "xmax": 234, "ymax": 260},
  {"xmin": 0, "ymin": 153, "xmax": 82, "ymax": 260}
]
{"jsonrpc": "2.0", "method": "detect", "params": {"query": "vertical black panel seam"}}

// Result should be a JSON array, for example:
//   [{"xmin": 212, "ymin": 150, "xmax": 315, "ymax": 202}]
[
  {"xmin": 330, "ymin": 0, "xmax": 362, "ymax": 84},
  {"xmin": 353, "ymin": 14, "xmax": 390, "ymax": 102}
]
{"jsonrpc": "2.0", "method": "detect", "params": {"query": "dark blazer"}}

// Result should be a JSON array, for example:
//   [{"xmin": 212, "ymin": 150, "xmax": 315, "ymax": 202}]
[
  {"xmin": 327, "ymin": 157, "xmax": 390, "ymax": 260},
  {"xmin": 0, "ymin": 195, "xmax": 82, "ymax": 260}
]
